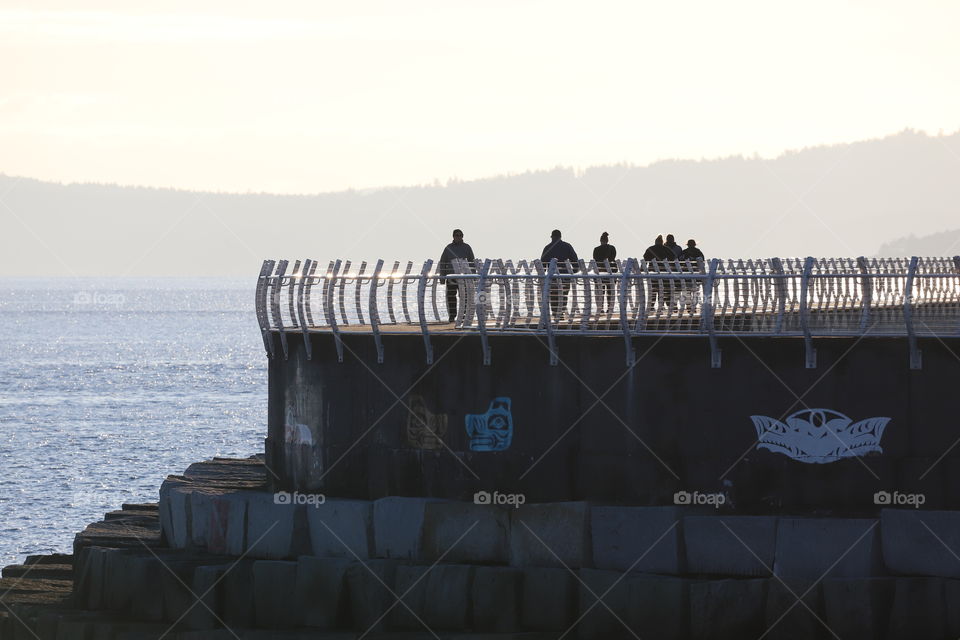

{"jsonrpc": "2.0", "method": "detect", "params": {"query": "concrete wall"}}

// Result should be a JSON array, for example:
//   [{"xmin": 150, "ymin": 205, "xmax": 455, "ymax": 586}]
[{"xmin": 265, "ymin": 332, "xmax": 960, "ymax": 512}]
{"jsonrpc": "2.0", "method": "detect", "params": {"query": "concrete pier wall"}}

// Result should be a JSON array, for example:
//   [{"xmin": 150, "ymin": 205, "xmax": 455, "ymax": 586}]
[{"xmin": 266, "ymin": 332, "xmax": 960, "ymax": 512}]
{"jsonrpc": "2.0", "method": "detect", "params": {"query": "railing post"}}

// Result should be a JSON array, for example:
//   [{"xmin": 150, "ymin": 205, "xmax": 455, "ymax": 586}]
[
  {"xmin": 417, "ymin": 260, "xmax": 434, "ymax": 365},
  {"xmin": 770, "ymin": 258, "xmax": 786, "ymax": 334},
  {"xmin": 325, "ymin": 259, "xmax": 344, "ymax": 362},
  {"xmin": 369, "ymin": 259, "xmax": 385, "ymax": 363},
  {"xmin": 296, "ymin": 258, "xmax": 313, "ymax": 360},
  {"xmin": 255, "ymin": 260, "xmax": 276, "ymax": 358},
  {"xmin": 400, "ymin": 261, "xmax": 414, "ymax": 324},
  {"xmin": 702, "ymin": 258, "xmax": 721, "ymax": 368},
  {"xmin": 271, "ymin": 259, "xmax": 290, "ymax": 360},
  {"xmin": 477, "ymin": 259, "xmax": 492, "ymax": 365},
  {"xmin": 905, "ymin": 256, "xmax": 921, "ymax": 370},
  {"xmin": 303, "ymin": 260, "xmax": 319, "ymax": 327},
  {"xmin": 800, "ymin": 256, "xmax": 816, "ymax": 368},
  {"xmin": 386, "ymin": 260, "xmax": 401, "ymax": 324},
  {"xmin": 580, "ymin": 259, "xmax": 592, "ymax": 332},
  {"xmin": 619, "ymin": 259, "xmax": 635, "ymax": 366},
  {"xmin": 287, "ymin": 259, "xmax": 301, "ymax": 330},
  {"xmin": 857, "ymin": 256, "xmax": 872, "ymax": 333},
  {"xmin": 542, "ymin": 259, "xmax": 558, "ymax": 365}
]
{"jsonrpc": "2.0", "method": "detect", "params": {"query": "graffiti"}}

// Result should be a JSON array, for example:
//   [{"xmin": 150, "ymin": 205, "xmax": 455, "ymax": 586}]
[
  {"xmin": 405, "ymin": 395, "xmax": 448, "ymax": 449},
  {"xmin": 284, "ymin": 392, "xmax": 314, "ymax": 445},
  {"xmin": 751, "ymin": 409, "xmax": 890, "ymax": 464},
  {"xmin": 466, "ymin": 397, "xmax": 513, "ymax": 451}
]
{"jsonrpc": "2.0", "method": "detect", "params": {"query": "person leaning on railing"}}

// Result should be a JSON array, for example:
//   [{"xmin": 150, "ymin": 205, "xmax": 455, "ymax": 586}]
[
  {"xmin": 643, "ymin": 235, "xmax": 675, "ymax": 310},
  {"xmin": 679, "ymin": 239, "xmax": 705, "ymax": 314},
  {"xmin": 437, "ymin": 228, "xmax": 475, "ymax": 323}
]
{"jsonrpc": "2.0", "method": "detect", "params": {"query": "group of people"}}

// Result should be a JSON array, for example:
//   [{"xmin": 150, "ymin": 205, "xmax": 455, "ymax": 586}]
[{"xmin": 438, "ymin": 229, "xmax": 706, "ymax": 323}]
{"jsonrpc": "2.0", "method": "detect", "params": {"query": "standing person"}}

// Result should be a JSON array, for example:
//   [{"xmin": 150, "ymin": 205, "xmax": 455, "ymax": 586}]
[
  {"xmin": 664, "ymin": 234, "xmax": 683, "ymax": 259},
  {"xmin": 592, "ymin": 231, "xmax": 618, "ymax": 313},
  {"xmin": 643, "ymin": 235, "xmax": 674, "ymax": 310},
  {"xmin": 438, "ymin": 229, "xmax": 475, "ymax": 323},
  {"xmin": 540, "ymin": 229, "xmax": 579, "ymax": 320},
  {"xmin": 679, "ymin": 239, "xmax": 705, "ymax": 314}
]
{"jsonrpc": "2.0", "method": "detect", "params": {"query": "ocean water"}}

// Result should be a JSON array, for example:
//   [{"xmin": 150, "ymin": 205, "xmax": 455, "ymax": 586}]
[{"xmin": 0, "ymin": 278, "xmax": 266, "ymax": 567}]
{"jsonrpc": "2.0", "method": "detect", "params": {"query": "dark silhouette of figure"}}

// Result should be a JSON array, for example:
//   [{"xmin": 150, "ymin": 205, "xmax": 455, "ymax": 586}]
[
  {"xmin": 592, "ymin": 231, "xmax": 618, "ymax": 313},
  {"xmin": 541, "ymin": 229, "xmax": 579, "ymax": 319},
  {"xmin": 643, "ymin": 235, "xmax": 674, "ymax": 309},
  {"xmin": 438, "ymin": 229, "xmax": 475, "ymax": 322},
  {"xmin": 664, "ymin": 234, "xmax": 683, "ymax": 259},
  {"xmin": 679, "ymin": 239, "xmax": 705, "ymax": 314}
]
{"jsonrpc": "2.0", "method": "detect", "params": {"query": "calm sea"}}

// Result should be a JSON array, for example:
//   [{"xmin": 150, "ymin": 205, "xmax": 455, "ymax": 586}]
[{"xmin": 0, "ymin": 278, "xmax": 266, "ymax": 567}]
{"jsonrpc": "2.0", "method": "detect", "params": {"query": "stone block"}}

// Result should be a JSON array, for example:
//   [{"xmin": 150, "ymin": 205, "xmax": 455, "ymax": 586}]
[
  {"xmin": 689, "ymin": 579, "xmax": 766, "ymax": 640},
  {"xmin": 887, "ymin": 577, "xmax": 945, "ymax": 640},
  {"xmin": 252, "ymin": 560, "xmax": 299, "ymax": 629},
  {"xmin": 684, "ymin": 515, "xmax": 776, "ymax": 576},
  {"xmin": 823, "ymin": 578, "xmax": 894, "ymax": 640},
  {"xmin": 577, "ymin": 568, "xmax": 629, "ymax": 639},
  {"xmin": 373, "ymin": 497, "xmax": 447, "ymax": 560},
  {"xmin": 345, "ymin": 559, "xmax": 400, "ymax": 633},
  {"xmin": 189, "ymin": 491, "xmax": 247, "ymax": 555},
  {"xmin": 245, "ymin": 491, "xmax": 310, "ymax": 559},
  {"xmin": 389, "ymin": 565, "xmax": 431, "ymax": 631},
  {"xmin": 183, "ymin": 564, "xmax": 229, "ymax": 631},
  {"xmin": 511, "ymin": 502, "xmax": 591, "ymax": 569},
  {"xmin": 591, "ymin": 506, "xmax": 681, "ymax": 574},
  {"xmin": 221, "ymin": 559, "xmax": 256, "ymax": 628},
  {"xmin": 160, "ymin": 557, "xmax": 210, "ymax": 625},
  {"xmin": 881, "ymin": 509, "xmax": 960, "ymax": 578},
  {"xmin": 423, "ymin": 564, "xmax": 473, "ymax": 630},
  {"xmin": 774, "ymin": 518, "xmax": 882, "ymax": 579},
  {"xmin": 471, "ymin": 566, "xmax": 522, "ymax": 632},
  {"xmin": 520, "ymin": 567, "xmax": 577, "ymax": 631},
  {"xmin": 159, "ymin": 478, "xmax": 193, "ymax": 549},
  {"xmin": 129, "ymin": 556, "xmax": 165, "ymax": 622},
  {"xmin": 626, "ymin": 574, "xmax": 688, "ymax": 640},
  {"xmin": 295, "ymin": 556, "xmax": 353, "ymax": 629},
  {"xmin": 764, "ymin": 579, "xmax": 825, "ymax": 640},
  {"xmin": 74, "ymin": 547, "xmax": 109, "ymax": 611},
  {"xmin": 422, "ymin": 502, "xmax": 509, "ymax": 564},
  {"xmin": 306, "ymin": 499, "xmax": 374, "ymax": 559}
]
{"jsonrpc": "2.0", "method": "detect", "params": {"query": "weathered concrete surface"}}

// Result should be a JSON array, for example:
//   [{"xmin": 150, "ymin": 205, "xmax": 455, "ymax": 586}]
[
  {"xmin": 881, "ymin": 509, "xmax": 960, "ymax": 578},
  {"xmin": 344, "ymin": 559, "xmax": 400, "ymax": 633},
  {"xmin": 887, "ymin": 577, "xmax": 946, "ymax": 640},
  {"xmin": 295, "ymin": 556, "xmax": 353, "ymax": 629},
  {"xmin": 577, "ymin": 568, "xmax": 629, "ymax": 639},
  {"xmin": 764, "ymin": 579, "xmax": 825, "ymax": 640},
  {"xmin": 252, "ymin": 560, "xmax": 298, "ymax": 629},
  {"xmin": 511, "ymin": 503, "xmax": 591, "ymax": 569},
  {"xmin": 306, "ymin": 499, "xmax": 374, "ymax": 559},
  {"xmin": 591, "ymin": 506, "xmax": 681, "ymax": 574},
  {"xmin": 422, "ymin": 564, "xmax": 473, "ymax": 630},
  {"xmin": 471, "ymin": 567, "xmax": 522, "ymax": 632},
  {"xmin": 626, "ymin": 574, "xmax": 687, "ymax": 640},
  {"xmin": 684, "ymin": 515, "xmax": 776, "ymax": 577},
  {"xmin": 389, "ymin": 565, "xmax": 431, "ymax": 631},
  {"xmin": 520, "ymin": 567, "xmax": 577, "ymax": 631},
  {"xmin": 774, "ymin": 518, "xmax": 882, "ymax": 579},
  {"xmin": 422, "ymin": 502, "xmax": 509, "ymax": 565},
  {"xmin": 822, "ymin": 578, "xmax": 894, "ymax": 640},
  {"xmin": 373, "ymin": 496, "xmax": 446, "ymax": 560},
  {"xmin": 689, "ymin": 579, "xmax": 767, "ymax": 640},
  {"xmin": 245, "ymin": 492, "xmax": 310, "ymax": 559}
]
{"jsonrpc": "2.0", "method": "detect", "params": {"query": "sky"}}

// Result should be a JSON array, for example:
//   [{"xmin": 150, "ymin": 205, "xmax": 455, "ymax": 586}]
[{"xmin": 2, "ymin": 0, "xmax": 959, "ymax": 194}]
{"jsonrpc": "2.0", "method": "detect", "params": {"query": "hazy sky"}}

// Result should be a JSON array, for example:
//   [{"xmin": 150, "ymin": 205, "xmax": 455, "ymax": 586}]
[{"xmin": 2, "ymin": 0, "xmax": 959, "ymax": 193}]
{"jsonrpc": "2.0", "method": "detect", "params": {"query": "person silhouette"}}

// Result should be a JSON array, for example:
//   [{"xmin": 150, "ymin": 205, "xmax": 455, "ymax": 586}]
[
  {"xmin": 540, "ymin": 229, "xmax": 579, "ymax": 320},
  {"xmin": 437, "ymin": 229, "xmax": 475, "ymax": 323},
  {"xmin": 592, "ymin": 232, "xmax": 618, "ymax": 313},
  {"xmin": 643, "ymin": 235, "xmax": 674, "ymax": 309}
]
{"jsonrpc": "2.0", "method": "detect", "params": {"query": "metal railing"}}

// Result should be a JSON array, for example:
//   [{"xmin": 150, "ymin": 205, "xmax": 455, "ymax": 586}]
[{"xmin": 255, "ymin": 256, "xmax": 960, "ymax": 368}]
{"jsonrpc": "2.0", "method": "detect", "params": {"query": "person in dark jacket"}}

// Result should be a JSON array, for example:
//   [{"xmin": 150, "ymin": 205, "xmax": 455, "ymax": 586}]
[
  {"xmin": 679, "ymin": 239, "xmax": 705, "ymax": 314},
  {"xmin": 643, "ymin": 235, "xmax": 674, "ymax": 310},
  {"xmin": 592, "ymin": 231, "xmax": 618, "ymax": 312},
  {"xmin": 664, "ymin": 234, "xmax": 683, "ymax": 259},
  {"xmin": 438, "ymin": 229, "xmax": 475, "ymax": 322},
  {"xmin": 540, "ymin": 229, "xmax": 579, "ymax": 319}
]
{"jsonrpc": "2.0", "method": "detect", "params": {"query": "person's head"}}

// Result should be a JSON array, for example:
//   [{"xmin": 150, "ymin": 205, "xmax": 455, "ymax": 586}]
[
  {"xmin": 551, "ymin": 229, "xmax": 562, "ymax": 240},
  {"xmin": 666, "ymin": 234, "xmax": 675, "ymax": 244},
  {"xmin": 654, "ymin": 234, "xmax": 664, "ymax": 246},
  {"xmin": 600, "ymin": 231, "xmax": 609, "ymax": 245},
  {"xmin": 452, "ymin": 229, "xmax": 464, "ymax": 244},
  {"xmin": 687, "ymin": 239, "xmax": 696, "ymax": 248}
]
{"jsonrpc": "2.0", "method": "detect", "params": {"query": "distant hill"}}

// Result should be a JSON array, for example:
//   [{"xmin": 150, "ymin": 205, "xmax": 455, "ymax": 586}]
[
  {"xmin": 2, "ymin": 129, "xmax": 959, "ymax": 276},
  {"xmin": 877, "ymin": 229, "xmax": 960, "ymax": 257}
]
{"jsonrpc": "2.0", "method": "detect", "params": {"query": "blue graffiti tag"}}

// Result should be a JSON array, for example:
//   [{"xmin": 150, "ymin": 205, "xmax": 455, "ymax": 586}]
[{"xmin": 465, "ymin": 397, "xmax": 513, "ymax": 451}]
